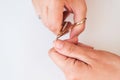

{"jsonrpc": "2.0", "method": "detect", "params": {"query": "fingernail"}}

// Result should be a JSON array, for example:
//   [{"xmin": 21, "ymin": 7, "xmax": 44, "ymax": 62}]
[
  {"xmin": 68, "ymin": 36, "xmax": 78, "ymax": 44},
  {"xmin": 72, "ymin": 36, "xmax": 78, "ymax": 42},
  {"xmin": 73, "ymin": 36, "xmax": 79, "ymax": 44},
  {"xmin": 54, "ymin": 40, "xmax": 64, "ymax": 49}
]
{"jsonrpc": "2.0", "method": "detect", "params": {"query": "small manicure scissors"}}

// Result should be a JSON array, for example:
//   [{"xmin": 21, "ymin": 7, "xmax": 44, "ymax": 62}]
[{"xmin": 56, "ymin": 18, "xmax": 87, "ymax": 40}]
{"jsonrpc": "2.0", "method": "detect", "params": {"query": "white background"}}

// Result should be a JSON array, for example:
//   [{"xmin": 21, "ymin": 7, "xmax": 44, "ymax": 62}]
[{"xmin": 0, "ymin": 0, "xmax": 120, "ymax": 80}]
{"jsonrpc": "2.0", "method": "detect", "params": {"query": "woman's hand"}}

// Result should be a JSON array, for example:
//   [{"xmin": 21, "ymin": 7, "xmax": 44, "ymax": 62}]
[
  {"xmin": 32, "ymin": 0, "xmax": 87, "ymax": 38},
  {"xmin": 49, "ymin": 40, "xmax": 120, "ymax": 80}
]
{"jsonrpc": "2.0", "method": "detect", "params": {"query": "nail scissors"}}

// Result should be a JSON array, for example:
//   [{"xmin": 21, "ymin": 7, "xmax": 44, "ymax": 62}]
[{"xmin": 56, "ymin": 18, "xmax": 87, "ymax": 40}]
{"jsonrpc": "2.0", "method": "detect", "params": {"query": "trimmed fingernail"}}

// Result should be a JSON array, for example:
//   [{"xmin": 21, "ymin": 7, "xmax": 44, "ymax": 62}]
[
  {"xmin": 72, "ymin": 36, "xmax": 79, "ymax": 44},
  {"xmin": 54, "ymin": 40, "xmax": 64, "ymax": 49},
  {"xmin": 73, "ymin": 36, "xmax": 78, "ymax": 41}
]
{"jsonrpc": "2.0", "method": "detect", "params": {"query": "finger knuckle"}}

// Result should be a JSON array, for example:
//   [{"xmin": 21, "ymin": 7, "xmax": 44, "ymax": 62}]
[{"xmin": 47, "ymin": 22, "xmax": 58, "ymax": 32}]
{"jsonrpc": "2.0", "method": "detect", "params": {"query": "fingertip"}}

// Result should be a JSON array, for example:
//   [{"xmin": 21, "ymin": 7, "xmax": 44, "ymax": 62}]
[
  {"xmin": 70, "ymin": 24, "xmax": 85, "ymax": 38},
  {"xmin": 66, "ymin": 36, "xmax": 78, "ymax": 44},
  {"xmin": 70, "ymin": 36, "xmax": 79, "ymax": 44}
]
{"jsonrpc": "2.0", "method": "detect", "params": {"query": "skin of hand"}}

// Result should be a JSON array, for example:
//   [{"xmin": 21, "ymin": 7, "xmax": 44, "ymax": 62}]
[
  {"xmin": 32, "ymin": 0, "xmax": 87, "ymax": 38},
  {"xmin": 49, "ymin": 39, "xmax": 120, "ymax": 80}
]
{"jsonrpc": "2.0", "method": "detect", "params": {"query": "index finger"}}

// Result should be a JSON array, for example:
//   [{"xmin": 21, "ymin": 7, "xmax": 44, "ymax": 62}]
[
  {"xmin": 47, "ymin": 0, "xmax": 64, "ymax": 34},
  {"xmin": 53, "ymin": 40, "xmax": 91, "ymax": 64}
]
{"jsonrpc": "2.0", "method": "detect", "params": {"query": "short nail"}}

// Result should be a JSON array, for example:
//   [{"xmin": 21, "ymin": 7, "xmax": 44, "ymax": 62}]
[
  {"xmin": 54, "ymin": 40, "xmax": 64, "ymax": 49},
  {"xmin": 70, "ymin": 30, "xmax": 79, "ymax": 38}
]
